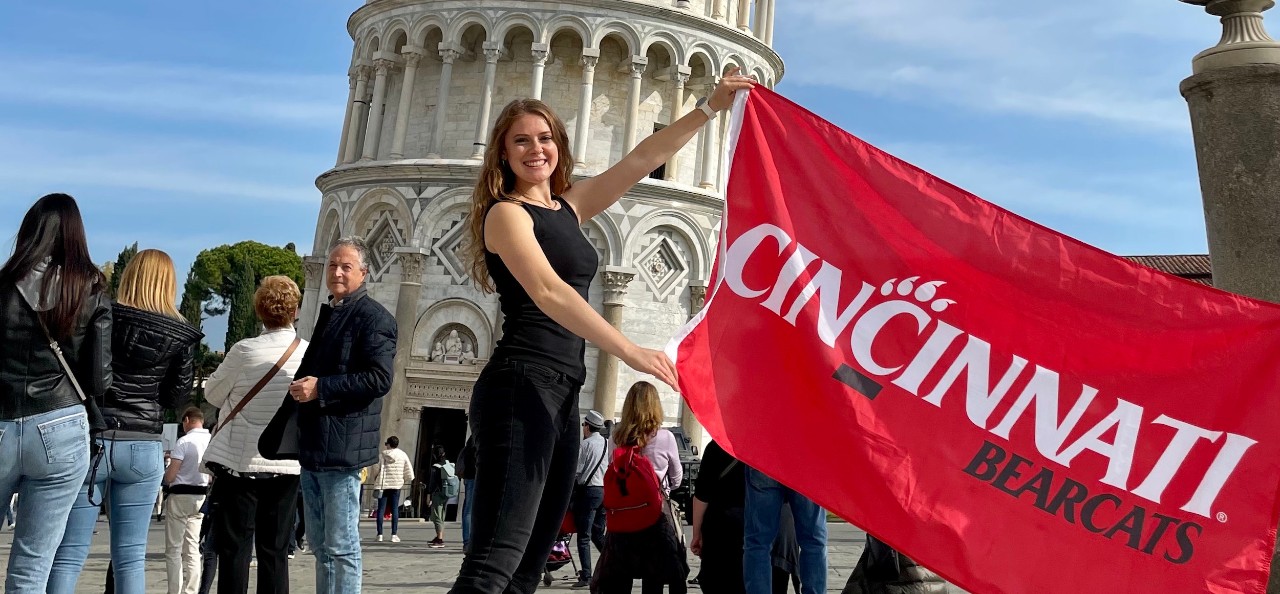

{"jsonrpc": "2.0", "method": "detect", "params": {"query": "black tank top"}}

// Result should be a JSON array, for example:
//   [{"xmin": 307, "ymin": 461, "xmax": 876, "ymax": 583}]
[{"xmin": 486, "ymin": 196, "xmax": 599, "ymax": 384}]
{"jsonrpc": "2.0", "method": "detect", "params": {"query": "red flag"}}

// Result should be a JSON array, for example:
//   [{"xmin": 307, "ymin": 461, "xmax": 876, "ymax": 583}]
[{"xmin": 669, "ymin": 87, "xmax": 1280, "ymax": 594}]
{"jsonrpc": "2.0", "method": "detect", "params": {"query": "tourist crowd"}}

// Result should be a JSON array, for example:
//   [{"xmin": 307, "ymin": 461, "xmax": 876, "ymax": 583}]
[{"xmin": 0, "ymin": 68, "xmax": 939, "ymax": 594}]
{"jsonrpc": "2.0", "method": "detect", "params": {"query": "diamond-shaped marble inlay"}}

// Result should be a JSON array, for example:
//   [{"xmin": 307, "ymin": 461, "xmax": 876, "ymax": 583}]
[
  {"xmin": 431, "ymin": 219, "xmax": 470, "ymax": 284},
  {"xmin": 365, "ymin": 211, "xmax": 405, "ymax": 280},
  {"xmin": 635, "ymin": 235, "xmax": 688, "ymax": 300}
]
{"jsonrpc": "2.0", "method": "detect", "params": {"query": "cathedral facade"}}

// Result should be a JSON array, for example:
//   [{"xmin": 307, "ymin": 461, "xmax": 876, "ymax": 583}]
[{"xmin": 299, "ymin": 0, "xmax": 783, "ymax": 472}]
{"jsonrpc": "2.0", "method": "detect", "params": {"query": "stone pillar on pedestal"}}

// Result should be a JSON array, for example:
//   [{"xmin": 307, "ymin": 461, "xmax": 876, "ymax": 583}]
[
  {"xmin": 298, "ymin": 256, "xmax": 327, "ymax": 340},
  {"xmin": 679, "ymin": 281, "xmax": 708, "ymax": 447},
  {"xmin": 471, "ymin": 41, "xmax": 503, "ymax": 159},
  {"xmin": 621, "ymin": 56, "xmax": 649, "ymax": 156},
  {"xmin": 343, "ymin": 63, "xmax": 372, "ymax": 164},
  {"xmin": 592, "ymin": 267, "xmax": 635, "ymax": 421},
  {"xmin": 530, "ymin": 43, "xmax": 550, "ymax": 100},
  {"xmin": 658, "ymin": 66, "xmax": 692, "ymax": 181},
  {"xmin": 389, "ymin": 46, "xmax": 426, "ymax": 159},
  {"xmin": 1179, "ymin": 3, "xmax": 1280, "ymax": 589},
  {"xmin": 382, "ymin": 247, "xmax": 428, "ymax": 443},
  {"xmin": 1182, "ymin": 0, "xmax": 1280, "ymax": 301},
  {"xmin": 575, "ymin": 49, "xmax": 601, "ymax": 169},
  {"xmin": 336, "ymin": 69, "xmax": 358, "ymax": 166},
  {"xmin": 428, "ymin": 44, "xmax": 462, "ymax": 159},
  {"xmin": 361, "ymin": 54, "xmax": 397, "ymax": 161}
]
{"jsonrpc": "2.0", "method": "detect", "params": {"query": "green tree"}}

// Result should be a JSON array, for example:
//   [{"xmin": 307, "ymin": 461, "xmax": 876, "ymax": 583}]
[
  {"xmin": 108, "ymin": 242, "xmax": 138, "ymax": 298},
  {"xmin": 181, "ymin": 241, "xmax": 303, "ymax": 346},
  {"xmin": 225, "ymin": 255, "xmax": 259, "ymax": 348}
]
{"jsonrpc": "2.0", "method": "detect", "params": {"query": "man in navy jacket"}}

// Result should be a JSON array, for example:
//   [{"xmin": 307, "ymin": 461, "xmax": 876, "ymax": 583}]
[{"xmin": 287, "ymin": 236, "xmax": 396, "ymax": 594}]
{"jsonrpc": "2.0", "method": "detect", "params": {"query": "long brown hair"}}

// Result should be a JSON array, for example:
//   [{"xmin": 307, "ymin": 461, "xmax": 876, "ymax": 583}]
[
  {"xmin": 0, "ymin": 193, "xmax": 105, "ymax": 339},
  {"xmin": 466, "ymin": 98, "xmax": 575, "ymax": 293},
  {"xmin": 116, "ymin": 249, "xmax": 183, "ymax": 319},
  {"xmin": 613, "ymin": 381, "xmax": 665, "ymax": 449}
]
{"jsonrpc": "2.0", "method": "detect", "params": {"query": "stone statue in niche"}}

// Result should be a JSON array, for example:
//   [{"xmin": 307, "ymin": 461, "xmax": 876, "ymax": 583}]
[
  {"xmin": 444, "ymin": 329, "xmax": 463, "ymax": 360},
  {"xmin": 461, "ymin": 342, "xmax": 475, "ymax": 363},
  {"xmin": 431, "ymin": 341, "xmax": 444, "ymax": 362}
]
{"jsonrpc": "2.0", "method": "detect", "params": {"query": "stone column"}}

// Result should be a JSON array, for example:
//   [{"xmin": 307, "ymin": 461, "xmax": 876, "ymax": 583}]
[
  {"xmin": 298, "ymin": 256, "xmax": 327, "ymax": 340},
  {"xmin": 622, "ymin": 56, "xmax": 649, "ymax": 156},
  {"xmin": 1182, "ymin": 0, "xmax": 1280, "ymax": 303},
  {"xmin": 712, "ymin": 0, "xmax": 725, "ymax": 19},
  {"xmin": 697, "ymin": 82, "xmax": 718, "ymax": 189},
  {"xmin": 765, "ymin": 0, "xmax": 777, "ymax": 45},
  {"xmin": 343, "ymin": 64, "xmax": 372, "ymax": 164},
  {"xmin": 659, "ymin": 67, "xmax": 692, "ymax": 181},
  {"xmin": 471, "ymin": 41, "xmax": 503, "ymax": 160},
  {"xmin": 335, "ymin": 69, "xmax": 358, "ymax": 166},
  {"xmin": 389, "ymin": 46, "xmax": 426, "ymax": 159},
  {"xmin": 382, "ymin": 247, "xmax": 428, "ymax": 443},
  {"xmin": 1179, "ymin": 6, "xmax": 1280, "ymax": 587},
  {"xmin": 592, "ymin": 267, "xmax": 635, "ymax": 421},
  {"xmin": 575, "ymin": 48, "xmax": 601, "ymax": 168},
  {"xmin": 737, "ymin": 0, "xmax": 752, "ymax": 31},
  {"xmin": 679, "ymin": 281, "xmax": 709, "ymax": 446},
  {"xmin": 530, "ymin": 42, "xmax": 550, "ymax": 100},
  {"xmin": 753, "ymin": 0, "xmax": 768, "ymax": 38},
  {"xmin": 429, "ymin": 44, "xmax": 462, "ymax": 159},
  {"xmin": 361, "ymin": 54, "xmax": 396, "ymax": 161}
]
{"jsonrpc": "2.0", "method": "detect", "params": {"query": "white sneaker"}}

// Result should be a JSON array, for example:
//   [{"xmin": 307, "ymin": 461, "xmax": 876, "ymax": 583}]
[
  {"xmin": 391, "ymin": 535, "xmax": 400, "ymax": 543},
  {"xmin": 376, "ymin": 534, "xmax": 383, "ymax": 542}
]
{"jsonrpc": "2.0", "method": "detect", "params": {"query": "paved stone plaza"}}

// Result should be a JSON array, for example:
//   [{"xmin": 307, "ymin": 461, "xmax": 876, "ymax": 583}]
[{"xmin": 0, "ymin": 518, "xmax": 874, "ymax": 592}]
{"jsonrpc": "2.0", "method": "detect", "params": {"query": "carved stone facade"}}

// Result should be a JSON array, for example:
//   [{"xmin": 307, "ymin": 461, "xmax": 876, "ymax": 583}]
[{"xmin": 301, "ymin": 0, "xmax": 783, "ymax": 460}]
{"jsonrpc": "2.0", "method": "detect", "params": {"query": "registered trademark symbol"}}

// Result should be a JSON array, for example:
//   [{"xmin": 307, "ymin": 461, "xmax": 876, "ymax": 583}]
[{"xmin": 1217, "ymin": 512, "xmax": 1229, "ymax": 523}]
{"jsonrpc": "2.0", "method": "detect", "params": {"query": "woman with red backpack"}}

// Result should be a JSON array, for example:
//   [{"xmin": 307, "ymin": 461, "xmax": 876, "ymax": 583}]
[{"xmin": 593, "ymin": 381, "xmax": 689, "ymax": 593}]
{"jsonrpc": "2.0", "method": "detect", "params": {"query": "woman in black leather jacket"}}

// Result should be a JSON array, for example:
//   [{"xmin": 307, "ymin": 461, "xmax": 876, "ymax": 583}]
[
  {"xmin": 0, "ymin": 193, "xmax": 111, "ymax": 592},
  {"xmin": 48, "ymin": 248, "xmax": 202, "ymax": 594}
]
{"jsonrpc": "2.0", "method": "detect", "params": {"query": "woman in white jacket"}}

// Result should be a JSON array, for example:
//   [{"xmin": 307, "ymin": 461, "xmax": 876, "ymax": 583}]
[
  {"xmin": 203, "ymin": 275, "xmax": 307, "ymax": 593},
  {"xmin": 366, "ymin": 436, "xmax": 414, "ymax": 542}
]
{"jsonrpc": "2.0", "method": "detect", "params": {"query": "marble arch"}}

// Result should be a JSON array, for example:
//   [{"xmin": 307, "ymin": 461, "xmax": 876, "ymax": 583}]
[{"xmin": 413, "ymin": 298, "xmax": 494, "ymax": 360}]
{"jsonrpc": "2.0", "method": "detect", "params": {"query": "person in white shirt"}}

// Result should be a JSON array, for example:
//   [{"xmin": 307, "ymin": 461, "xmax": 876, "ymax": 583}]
[
  {"xmin": 572, "ymin": 410, "xmax": 608, "ymax": 588},
  {"xmin": 162, "ymin": 407, "xmax": 212, "ymax": 594},
  {"xmin": 203, "ymin": 275, "xmax": 307, "ymax": 593},
  {"xmin": 366, "ymin": 436, "xmax": 414, "ymax": 542}
]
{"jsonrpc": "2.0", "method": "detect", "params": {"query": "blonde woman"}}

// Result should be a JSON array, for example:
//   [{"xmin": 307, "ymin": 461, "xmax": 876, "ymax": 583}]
[
  {"xmin": 204, "ymin": 275, "xmax": 307, "ymax": 593},
  {"xmin": 594, "ymin": 381, "xmax": 687, "ymax": 593},
  {"xmin": 49, "ymin": 249, "xmax": 203, "ymax": 594}
]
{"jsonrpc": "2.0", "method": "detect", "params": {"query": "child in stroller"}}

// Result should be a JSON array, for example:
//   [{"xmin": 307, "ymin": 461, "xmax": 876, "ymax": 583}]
[{"xmin": 544, "ymin": 510, "xmax": 580, "ymax": 586}]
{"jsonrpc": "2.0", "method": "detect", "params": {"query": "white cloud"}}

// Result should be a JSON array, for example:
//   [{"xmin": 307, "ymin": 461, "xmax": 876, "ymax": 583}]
[
  {"xmin": 0, "ymin": 56, "xmax": 345, "ymax": 129},
  {"xmin": 778, "ymin": 0, "xmax": 1215, "ymax": 134}
]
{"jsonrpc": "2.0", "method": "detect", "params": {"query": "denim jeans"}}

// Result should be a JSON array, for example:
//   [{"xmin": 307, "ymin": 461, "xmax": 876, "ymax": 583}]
[
  {"xmin": 0, "ymin": 405, "xmax": 89, "ymax": 593},
  {"xmin": 300, "ymin": 468, "xmax": 362, "ymax": 594},
  {"xmin": 375, "ymin": 488, "xmax": 400, "ymax": 536},
  {"xmin": 451, "ymin": 360, "xmax": 581, "ymax": 594},
  {"xmin": 572, "ymin": 485, "xmax": 606, "ymax": 578},
  {"xmin": 742, "ymin": 467, "xmax": 827, "ymax": 594},
  {"xmin": 49, "ymin": 438, "xmax": 164, "ymax": 594},
  {"xmin": 461, "ymin": 478, "xmax": 476, "ymax": 551}
]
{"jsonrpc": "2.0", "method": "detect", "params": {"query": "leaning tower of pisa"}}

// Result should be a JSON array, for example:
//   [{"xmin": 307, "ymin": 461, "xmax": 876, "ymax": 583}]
[{"xmin": 300, "ymin": 0, "xmax": 783, "ymax": 468}]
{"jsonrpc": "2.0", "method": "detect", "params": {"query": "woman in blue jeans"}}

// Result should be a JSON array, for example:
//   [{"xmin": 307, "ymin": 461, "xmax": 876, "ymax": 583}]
[
  {"xmin": 0, "ymin": 194, "xmax": 112, "ymax": 592},
  {"xmin": 449, "ymin": 71, "xmax": 753, "ymax": 594},
  {"xmin": 48, "ymin": 249, "xmax": 202, "ymax": 594}
]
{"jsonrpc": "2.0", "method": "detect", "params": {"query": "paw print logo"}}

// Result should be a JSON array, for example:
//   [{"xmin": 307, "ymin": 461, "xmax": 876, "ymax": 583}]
[{"xmin": 879, "ymin": 277, "xmax": 954, "ymax": 312}]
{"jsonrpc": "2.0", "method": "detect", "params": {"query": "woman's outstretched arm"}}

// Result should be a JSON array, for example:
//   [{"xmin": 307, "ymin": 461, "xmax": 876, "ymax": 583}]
[{"xmin": 563, "ymin": 68, "xmax": 755, "ymax": 222}]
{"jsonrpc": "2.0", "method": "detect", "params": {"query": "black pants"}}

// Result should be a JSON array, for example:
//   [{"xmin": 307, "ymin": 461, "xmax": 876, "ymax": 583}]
[
  {"xmin": 210, "ymin": 472, "xmax": 300, "ymax": 594},
  {"xmin": 572, "ymin": 485, "xmax": 606, "ymax": 577},
  {"xmin": 450, "ymin": 360, "xmax": 582, "ymax": 594}
]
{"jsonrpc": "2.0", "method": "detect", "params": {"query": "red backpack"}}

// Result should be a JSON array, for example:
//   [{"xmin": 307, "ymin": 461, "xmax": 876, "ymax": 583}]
[{"xmin": 602, "ymin": 445, "xmax": 664, "ymax": 533}]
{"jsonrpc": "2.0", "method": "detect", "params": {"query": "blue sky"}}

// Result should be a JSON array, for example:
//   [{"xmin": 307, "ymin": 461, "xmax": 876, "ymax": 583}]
[{"xmin": 0, "ymin": 1, "xmax": 1217, "ymax": 349}]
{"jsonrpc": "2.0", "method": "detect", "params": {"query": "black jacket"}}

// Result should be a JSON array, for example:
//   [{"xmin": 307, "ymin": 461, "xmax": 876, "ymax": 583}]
[
  {"xmin": 291, "ymin": 285, "xmax": 396, "ymax": 472},
  {"xmin": 104, "ymin": 304, "xmax": 202, "ymax": 434},
  {"xmin": 0, "ymin": 282, "xmax": 113, "ymax": 420}
]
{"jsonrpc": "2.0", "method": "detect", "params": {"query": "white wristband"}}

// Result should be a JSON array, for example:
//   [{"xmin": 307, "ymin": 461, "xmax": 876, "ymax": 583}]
[{"xmin": 697, "ymin": 101, "xmax": 717, "ymax": 121}]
